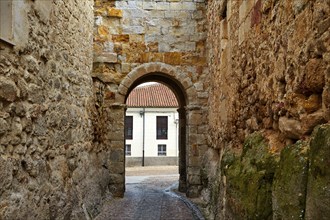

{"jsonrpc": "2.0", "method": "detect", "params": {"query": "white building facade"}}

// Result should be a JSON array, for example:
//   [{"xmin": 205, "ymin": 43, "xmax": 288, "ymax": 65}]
[{"xmin": 125, "ymin": 83, "xmax": 179, "ymax": 166}]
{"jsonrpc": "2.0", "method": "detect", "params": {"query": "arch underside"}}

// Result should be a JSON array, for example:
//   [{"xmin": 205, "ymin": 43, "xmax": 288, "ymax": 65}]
[{"xmin": 126, "ymin": 73, "xmax": 187, "ymax": 108}]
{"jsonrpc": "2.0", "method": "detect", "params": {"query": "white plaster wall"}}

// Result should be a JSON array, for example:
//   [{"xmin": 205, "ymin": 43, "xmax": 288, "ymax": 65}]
[{"xmin": 126, "ymin": 107, "xmax": 179, "ymax": 158}]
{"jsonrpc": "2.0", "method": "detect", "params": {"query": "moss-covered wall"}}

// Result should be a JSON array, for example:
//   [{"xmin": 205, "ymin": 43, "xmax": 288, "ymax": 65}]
[
  {"xmin": 272, "ymin": 141, "xmax": 309, "ymax": 219},
  {"xmin": 305, "ymin": 125, "xmax": 330, "ymax": 219},
  {"xmin": 203, "ymin": 125, "xmax": 330, "ymax": 219},
  {"xmin": 222, "ymin": 134, "xmax": 278, "ymax": 219}
]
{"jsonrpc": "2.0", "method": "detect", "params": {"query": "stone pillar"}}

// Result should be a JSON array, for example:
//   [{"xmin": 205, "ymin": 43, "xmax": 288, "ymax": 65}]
[
  {"xmin": 185, "ymin": 106, "xmax": 204, "ymax": 197},
  {"xmin": 102, "ymin": 103, "xmax": 126, "ymax": 197},
  {"xmin": 178, "ymin": 107, "xmax": 187, "ymax": 192}
]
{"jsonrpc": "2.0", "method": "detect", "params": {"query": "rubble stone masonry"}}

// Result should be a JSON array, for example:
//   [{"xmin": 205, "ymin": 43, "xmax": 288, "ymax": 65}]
[
  {"xmin": 0, "ymin": 1, "xmax": 107, "ymax": 219},
  {"xmin": 205, "ymin": 0, "xmax": 330, "ymax": 219}
]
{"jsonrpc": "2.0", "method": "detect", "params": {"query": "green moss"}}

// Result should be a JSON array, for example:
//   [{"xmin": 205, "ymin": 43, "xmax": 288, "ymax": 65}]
[
  {"xmin": 306, "ymin": 125, "xmax": 330, "ymax": 219},
  {"xmin": 203, "ymin": 159, "xmax": 223, "ymax": 219},
  {"xmin": 223, "ymin": 133, "xmax": 278, "ymax": 220},
  {"xmin": 220, "ymin": 126, "xmax": 330, "ymax": 219},
  {"xmin": 272, "ymin": 141, "xmax": 309, "ymax": 220}
]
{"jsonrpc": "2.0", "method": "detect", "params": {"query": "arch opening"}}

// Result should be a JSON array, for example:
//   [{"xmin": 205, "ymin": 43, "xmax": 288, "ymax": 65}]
[
  {"xmin": 124, "ymin": 72, "xmax": 188, "ymax": 193},
  {"xmin": 126, "ymin": 72, "xmax": 187, "ymax": 107}
]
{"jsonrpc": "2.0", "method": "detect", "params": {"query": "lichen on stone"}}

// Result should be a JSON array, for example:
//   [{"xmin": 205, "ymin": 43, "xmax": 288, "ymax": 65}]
[
  {"xmin": 223, "ymin": 133, "xmax": 278, "ymax": 220},
  {"xmin": 306, "ymin": 124, "xmax": 330, "ymax": 219},
  {"xmin": 272, "ymin": 141, "xmax": 309, "ymax": 220}
]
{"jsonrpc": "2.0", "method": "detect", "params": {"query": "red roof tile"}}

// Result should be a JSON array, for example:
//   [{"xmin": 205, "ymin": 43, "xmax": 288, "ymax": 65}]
[{"xmin": 126, "ymin": 83, "xmax": 179, "ymax": 107}]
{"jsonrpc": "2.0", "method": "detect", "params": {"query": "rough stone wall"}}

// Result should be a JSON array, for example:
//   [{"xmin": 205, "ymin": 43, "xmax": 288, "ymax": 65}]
[
  {"xmin": 207, "ymin": 0, "xmax": 329, "ymax": 150},
  {"xmin": 0, "ymin": 1, "xmax": 111, "ymax": 219},
  {"xmin": 93, "ymin": 0, "xmax": 209, "ymax": 197},
  {"xmin": 204, "ymin": 0, "xmax": 330, "ymax": 219}
]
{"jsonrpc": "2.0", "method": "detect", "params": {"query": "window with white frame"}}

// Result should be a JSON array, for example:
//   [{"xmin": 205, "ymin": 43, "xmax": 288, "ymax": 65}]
[
  {"xmin": 156, "ymin": 116, "xmax": 168, "ymax": 139},
  {"xmin": 158, "ymin": 144, "xmax": 166, "ymax": 156},
  {"xmin": 125, "ymin": 144, "xmax": 131, "ymax": 156}
]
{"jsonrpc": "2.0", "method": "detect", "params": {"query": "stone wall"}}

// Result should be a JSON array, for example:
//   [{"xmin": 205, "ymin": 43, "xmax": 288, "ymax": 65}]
[
  {"xmin": 1, "ymin": 0, "xmax": 328, "ymax": 219},
  {"xmin": 0, "ymin": 1, "xmax": 111, "ymax": 219},
  {"xmin": 93, "ymin": 0, "xmax": 207, "ymax": 85},
  {"xmin": 204, "ymin": 0, "xmax": 330, "ymax": 219},
  {"xmin": 93, "ymin": 0, "xmax": 209, "ymax": 197}
]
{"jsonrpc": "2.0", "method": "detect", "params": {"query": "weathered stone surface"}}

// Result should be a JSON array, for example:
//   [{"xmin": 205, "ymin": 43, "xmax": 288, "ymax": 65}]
[
  {"xmin": 297, "ymin": 59, "xmax": 325, "ymax": 95},
  {"xmin": 300, "ymin": 110, "xmax": 326, "ymax": 134},
  {"xmin": 306, "ymin": 125, "xmax": 330, "ymax": 219},
  {"xmin": 0, "ymin": 76, "xmax": 19, "ymax": 102},
  {"xmin": 223, "ymin": 133, "xmax": 278, "ymax": 220},
  {"xmin": 0, "ymin": 0, "xmax": 115, "ymax": 219},
  {"xmin": 107, "ymin": 7, "xmax": 123, "ymax": 18},
  {"xmin": 272, "ymin": 141, "xmax": 309, "ymax": 219},
  {"xmin": 94, "ymin": 53, "xmax": 118, "ymax": 63},
  {"xmin": 92, "ymin": 68, "xmax": 123, "ymax": 84},
  {"xmin": 0, "ymin": 118, "xmax": 10, "ymax": 135},
  {"xmin": 279, "ymin": 116, "xmax": 303, "ymax": 139},
  {"xmin": 205, "ymin": 0, "xmax": 330, "ymax": 218},
  {"xmin": 0, "ymin": 158, "xmax": 13, "ymax": 196}
]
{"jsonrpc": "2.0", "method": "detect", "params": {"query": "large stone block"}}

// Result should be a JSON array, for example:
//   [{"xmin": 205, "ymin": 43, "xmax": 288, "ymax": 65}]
[
  {"xmin": 272, "ymin": 141, "xmax": 309, "ymax": 219},
  {"xmin": 305, "ymin": 125, "xmax": 330, "ymax": 219},
  {"xmin": 186, "ymin": 185, "xmax": 201, "ymax": 198},
  {"xmin": 0, "ymin": 76, "xmax": 19, "ymax": 102},
  {"xmin": 94, "ymin": 53, "xmax": 118, "ymax": 63},
  {"xmin": 182, "ymin": 2, "xmax": 197, "ymax": 10},
  {"xmin": 279, "ymin": 117, "xmax": 303, "ymax": 139},
  {"xmin": 107, "ymin": 7, "xmax": 123, "ymax": 18},
  {"xmin": 112, "ymin": 34, "xmax": 130, "ymax": 42},
  {"xmin": 97, "ymin": 25, "xmax": 110, "ymax": 41},
  {"xmin": 188, "ymin": 174, "xmax": 201, "ymax": 185},
  {"xmin": 182, "ymin": 54, "xmax": 206, "ymax": 66},
  {"xmin": 164, "ymin": 52, "xmax": 183, "ymax": 65},
  {"xmin": 109, "ymin": 162, "xmax": 125, "ymax": 174},
  {"xmin": 0, "ymin": 118, "xmax": 10, "ymax": 135},
  {"xmin": 122, "ymin": 25, "xmax": 145, "ymax": 34},
  {"xmin": 155, "ymin": 2, "xmax": 171, "ymax": 10},
  {"xmin": 223, "ymin": 133, "xmax": 278, "ymax": 219},
  {"xmin": 0, "ymin": 158, "xmax": 13, "ymax": 196},
  {"xmin": 110, "ymin": 149, "xmax": 124, "ymax": 163},
  {"xmin": 297, "ymin": 59, "xmax": 325, "ymax": 95},
  {"xmin": 189, "ymin": 112, "xmax": 202, "ymax": 125},
  {"xmin": 92, "ymin": 65, "xmax": 123, "ymax": 83}
]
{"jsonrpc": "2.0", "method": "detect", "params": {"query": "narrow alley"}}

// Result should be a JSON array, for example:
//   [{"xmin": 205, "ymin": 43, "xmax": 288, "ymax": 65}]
[
  {"xmin": 95, "ymin": 166, "xmax": 204, "ymax": 220},
  {"xmin": 1, "ymin": 1, "xmax": 329, "ymax": 219}
]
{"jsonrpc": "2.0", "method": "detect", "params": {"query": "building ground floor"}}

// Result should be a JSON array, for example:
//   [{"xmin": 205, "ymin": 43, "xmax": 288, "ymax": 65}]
[{"xmin": 125, "ymin": 156, "xmax": 178, "ymax": 167}]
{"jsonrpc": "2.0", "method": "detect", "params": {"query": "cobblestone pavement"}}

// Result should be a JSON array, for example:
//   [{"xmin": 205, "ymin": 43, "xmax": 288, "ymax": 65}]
[{"xmin": 95, "ymin": 166, "xmax": 203, "ymax": 220}]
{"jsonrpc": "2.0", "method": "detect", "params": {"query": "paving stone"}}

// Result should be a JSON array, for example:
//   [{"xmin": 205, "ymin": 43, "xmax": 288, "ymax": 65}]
[{"xmin": 95, "ymin": 172, "xmax": 202, "ymax": 220}]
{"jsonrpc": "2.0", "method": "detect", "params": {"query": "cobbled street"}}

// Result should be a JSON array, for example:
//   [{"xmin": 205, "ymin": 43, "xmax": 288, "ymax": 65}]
[{"xmin": 95, "ymin": 166, "xmax": 204, "ymax": 220}]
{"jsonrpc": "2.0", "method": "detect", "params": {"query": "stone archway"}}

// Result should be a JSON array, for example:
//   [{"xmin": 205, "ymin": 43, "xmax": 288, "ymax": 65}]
[
  {"xmin": 121, "ymin": 63, "xmax": 189, "ymax": 193},
  {"xmin": 108, "ymin": 62, "xmax": 204, "ymax": 198},
  {"xmin": 116, "ymin": 62, "xmax": 197, "ymax": 105}
]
